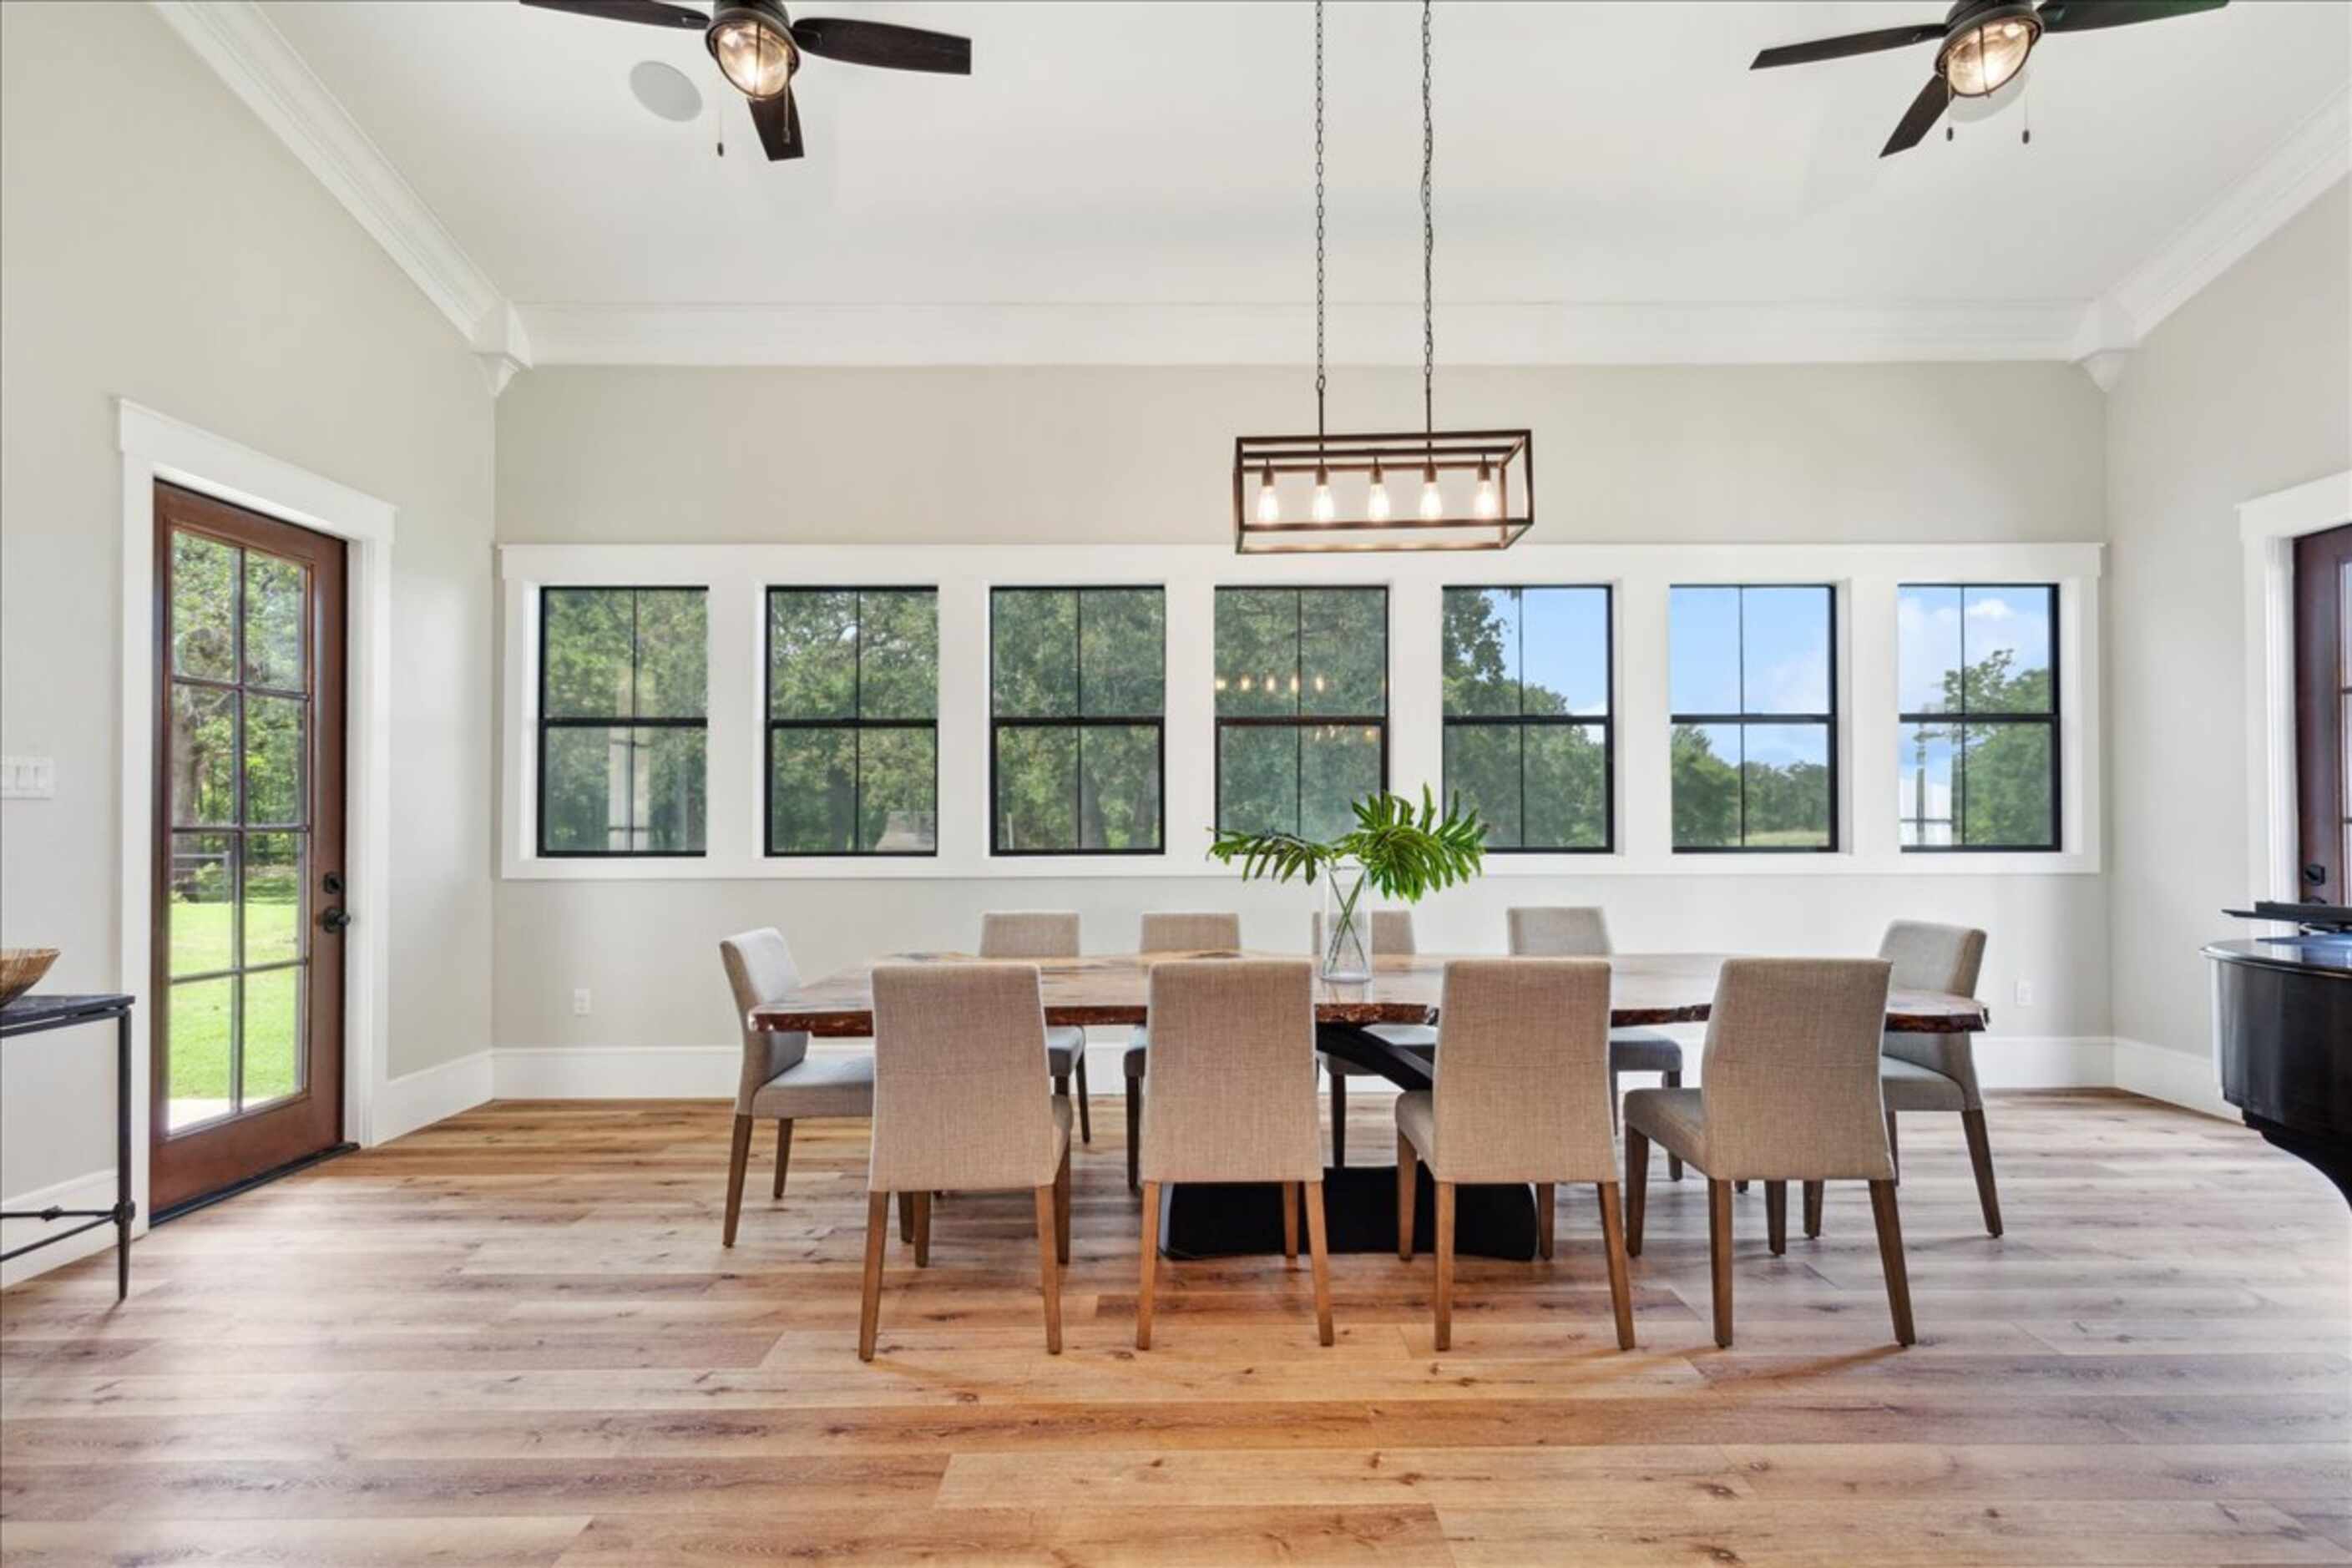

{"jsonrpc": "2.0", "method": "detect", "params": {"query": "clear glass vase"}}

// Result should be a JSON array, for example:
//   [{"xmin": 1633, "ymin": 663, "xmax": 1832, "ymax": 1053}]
[{"xmin": 1320, "ymin": 859, "xmax": 1373, "ymax": 983}]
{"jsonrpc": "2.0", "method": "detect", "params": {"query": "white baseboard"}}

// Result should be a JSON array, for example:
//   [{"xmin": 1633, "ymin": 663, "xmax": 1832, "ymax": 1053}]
[
  {"xmin": 1, "ymin": 1166, "xmax": 126, "ymax": 1289},
  {"xmin": 372, "ymin": 1050, "xmax": 494, "ymax": 1143},
  {"xmin": 2110, "ymin": 1035, "xmax": 2236, "ymax": 1120}
]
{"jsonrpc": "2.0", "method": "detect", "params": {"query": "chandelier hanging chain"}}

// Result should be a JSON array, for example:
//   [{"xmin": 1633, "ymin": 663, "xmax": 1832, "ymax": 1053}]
[
  {"xmin": 1421, "ymin": 0, "xmax": 1434, "ymax": 443},
  {"xmin": 1314, "ymin": 0, "xmax": 1326, "ymax": 446}
]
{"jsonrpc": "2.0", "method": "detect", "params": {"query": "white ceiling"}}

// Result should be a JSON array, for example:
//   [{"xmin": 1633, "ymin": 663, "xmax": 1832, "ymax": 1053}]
[{"xmin": 227, "ymin": 0, "xmax": 2350, "ymax": 365}]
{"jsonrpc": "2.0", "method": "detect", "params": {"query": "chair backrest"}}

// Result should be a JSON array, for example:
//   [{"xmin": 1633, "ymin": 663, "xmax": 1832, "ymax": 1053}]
[
  {"xmin": 1507, "ymin": 906, "xmax": 1613, "ymax": 957},
  {"xmin": 1310, "ymin": 908, "xmax": 1416, "ymax": 957},
  {"xmin": 1140, "ymin": 911, "xmax": 1242, "ymax": 952},
  {"xmin": 979, "ymin": 910, "xmax": 1081, "ymax": 959},
  {"xmin": 1430, "ymin": 959, "xmax": 1616, "ymax": 1184},
  {"xmin": 719, "ymin": 928, "xmax": 810, "ymax": 1114},
  {"xmin": 1139, "ymin": 958, "xmax": 1323, "ymax": 1185},
  {"xmin": 868, "ymin": 963, "xmax": 1060, "ymax": 1193},
  {"xmin": 1698, "ymin": 958, "xmax": 1894, "ymax": 1181},
  {"xmin": 1878, "ymin": 919, "xmax": 1990, "ymax": 1105}
]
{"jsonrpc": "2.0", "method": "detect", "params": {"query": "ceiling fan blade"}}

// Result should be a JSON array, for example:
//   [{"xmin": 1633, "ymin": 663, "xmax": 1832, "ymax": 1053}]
[
  {"xmin": 789, "ymin": 18, "xmax": 970, "ymax": 74},
  {"xmin": 748, "ymin": 89, "xmax": 805, "ymax": 161},
  {"xmin": 518, "ymin": 0, "xmax": 709, "ymax": 28},
  {"xmin": 1880, "ymin": 74, "xmax": 1951, "ymax": 156},
  {"xmin": 2037, "ymin": 0, "xmax": 2227, "ymax": 33},
  {"xmin": 1751, "ymin": 23, "xmax": 1945, "ymax": 70}
]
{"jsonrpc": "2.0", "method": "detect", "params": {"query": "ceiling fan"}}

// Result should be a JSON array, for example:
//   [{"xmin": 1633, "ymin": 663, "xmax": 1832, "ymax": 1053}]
[
  {"xmin": 519, "ymin": 0, "xmax": 970, "ymax": 161},
  {"xmin": 1751, "ymin": 0, "xmax": 2227, "ymax": 157}
]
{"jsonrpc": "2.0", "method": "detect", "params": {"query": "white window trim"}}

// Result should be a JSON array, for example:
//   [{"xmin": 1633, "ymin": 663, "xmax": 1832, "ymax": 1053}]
[{"xmin": 499, "ymin": 539, "xmax": 2102, "ymax": 880}]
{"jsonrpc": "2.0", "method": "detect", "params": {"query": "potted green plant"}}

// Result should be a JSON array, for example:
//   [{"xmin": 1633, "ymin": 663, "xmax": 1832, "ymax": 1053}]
[{"xmin": 1209, "ymin": 787, "xmax": 1488, "ymax": 981}]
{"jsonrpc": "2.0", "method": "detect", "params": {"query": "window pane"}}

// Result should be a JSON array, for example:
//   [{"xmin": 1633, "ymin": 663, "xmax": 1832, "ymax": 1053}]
[
  {"xmin": 167, "ymin": 976, "xmax": 234, "ymax": 1130},
  {"xmin": 543, "ymin": 589, "xmax": 634, "ymax": 718},
  {"xmin": 244, "ymin": 551, "xmax": 305, "ymax": 690},
  {"xmin": 542, "ymin": 726, "xmax": 628, "ymax": 852},
  {"xmin": 1080, "ymin": 726, "xmax": 1160, "ymax": 850},
  {"xmin": 1743, "ymin": 723, "xmax": 1831, "ymax": 847},
  {"xmin": 1444, "ymin": 724, "xmax": 1521, "ymax": 848},
  {"xmin": 242, "ymin": 964, "xmax": 302, "ymax": 1110},
  {"xmin": 244, "ymin": 832, "xmax": 304, "ymax": 967},
  {"xmin": 1898, "ymin": 585, "xmax": 1962, "ymax": 715},
  {"xmin": 1523, "ymin": 589, "xmax": 1608, "ymax": 717},
  {"xmin": 770, "ymin": 726, "xmax": 856, "ymax": 854},
  {"xmin": 858, "ymin": 728, "xmax": 935, "ymax": 852},
  {"xmin": 994, "ymin": 589, "xmax": 1077, "ymax": 719},
  {"xmin": 1301, "ymin": 589, "xmax": 1384, "ymax": 716},
  {"xmin": 640, "ymin": 727, "xmax": 706, "ymax": 852},
  {"xmin": 634, "ymin": 589, "xmax": 706, "ymax": 720},
  {"xmin": 170, "ymin": 684, "xmax": 237, "ymax": 826},
  {"xmin": 1897, "ymin": 722, "xmax": 1956, "ymax": 847},
  {"xmin": 996, "ymin": 726, "xmax": 1077, "ymax": 850},
  {"xmin": 1218, "ymin": 725, "xmax": 1297, "ymax": 836},
  {"xmin": 860, "ymin": 590, "xmax": 938, "ymax": 721},
  {"xmin": 1216, "ymin": 590, "xmax": 1297, "ymax": 717},
  {"xmin": 1960, "ymin": 721, "xmax": 2053, "ymax": 847},
  {"xmin": 770, "ymin": 589, "xmax": 858, "ymax": 721},
  {"xmin": 1961, "ymin": 585, "xmax": 2052, "ymax": 715},
  {"xmin": 168, "ymin": 832, "xmax": 235, "ymax": 978},
  {"xmin": 1080, "ymin": 589, "xmax": 1164, "ymax": 717},
  {"xmin": 1300, "ymin": 724, "xmax": 1382, "ymax": 842},
  {"xmin": 244, "ymin": 694, "xmax": 304, "ymax": 826},
  {"xmin": 1671, "ymin": 722, "xmax": 1741, "ymax": 848},
  {"xmin": 1442, "ymin": 588, "xmax": 1521, "ymax": 717},
  {"xmin": 1742, "ymin": 587, "xmax": 1830, "ymax": 715},
  {"xmin": 1525, "ymin": 723, "xmax": 1608, "ymax": 849},
  {"xmin": 1668, "ymin": 588, "xmax": 1739, "ymax": 714},
  {"xmin": 172, "ymin": 533, "xmax": 238, "ymax": 681}
]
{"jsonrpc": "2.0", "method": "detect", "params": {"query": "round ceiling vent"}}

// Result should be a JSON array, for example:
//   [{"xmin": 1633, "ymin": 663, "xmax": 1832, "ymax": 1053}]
[{"xmin": 628, "ymin": 60, "xmax": 703, "ymax": 124}]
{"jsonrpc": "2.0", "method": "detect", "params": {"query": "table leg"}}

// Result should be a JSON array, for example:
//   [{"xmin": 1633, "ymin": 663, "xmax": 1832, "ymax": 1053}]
[{"xmin": 115, "ymin": 1009, "xmax": 133, "ymax": 1302}]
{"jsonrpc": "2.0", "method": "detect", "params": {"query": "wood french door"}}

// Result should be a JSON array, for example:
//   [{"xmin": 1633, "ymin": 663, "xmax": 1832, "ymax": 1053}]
[
  {"xmin": 150, "ymin": 483, "xmax": 347, "ymax": 1214},
  {"xmin": 2294, "ymin": 523, "xmax": 2351, "ymax": 905}
]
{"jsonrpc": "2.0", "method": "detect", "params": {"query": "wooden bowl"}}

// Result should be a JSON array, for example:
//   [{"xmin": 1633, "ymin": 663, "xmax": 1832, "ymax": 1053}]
[{"xmin": 0, "ymin": 948, "xmax": 60, "ymax": 1007}]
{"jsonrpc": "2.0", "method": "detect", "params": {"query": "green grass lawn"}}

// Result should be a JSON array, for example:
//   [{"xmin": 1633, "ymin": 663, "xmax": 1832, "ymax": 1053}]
[{"xmin": 166, "ymin": 900, "xmax": 301, "ymax": 1105}]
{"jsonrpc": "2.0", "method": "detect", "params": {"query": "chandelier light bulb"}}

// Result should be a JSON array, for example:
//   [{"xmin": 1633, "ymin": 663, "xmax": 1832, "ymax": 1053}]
[
  {"xmin": 1474, "ymin": 459, "xmax": 1500, "ymax": 519},
  {"xmin": 1366, "ymin": 461, "xmax": 1391, "ymax": 522},
  {"xmin": 1257, "ymin": 465, "xmax": 1281, "ymax": 524},
  {"xmin": 1312, "ymin": 467, "xmax": 1335, "ymax": 524},
  {"xmin": 1419, "ymin": 465, "xmax": 1444, "ymax": 521}
]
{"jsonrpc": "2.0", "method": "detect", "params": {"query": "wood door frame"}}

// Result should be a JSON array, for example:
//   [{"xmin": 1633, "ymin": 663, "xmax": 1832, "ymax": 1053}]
[{"xmin": 117, "ymin": 402, "xmax": 397, "ymax": 1242}]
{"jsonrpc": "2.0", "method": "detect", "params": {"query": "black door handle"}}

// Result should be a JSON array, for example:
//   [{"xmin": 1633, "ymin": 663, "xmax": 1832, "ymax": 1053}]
[{"xmin": 319, "ymin": 907, "xmax": 352, "ymax": 933}]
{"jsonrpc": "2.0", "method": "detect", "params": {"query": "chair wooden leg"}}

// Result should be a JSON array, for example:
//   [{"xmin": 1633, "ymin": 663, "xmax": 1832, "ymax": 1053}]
[
  {"xmin": 1608, "ymin": 1067, "xmax": 1621, "ymax": 1130},
  {"xmin": 1624, "ymin": 1125, "xmax": 1651, "ymax": 1257},
  {"xmin": 1803, "ymin": 1180, "xmax": 1823, "ymax": 1238},
  {"xmin": 1596, "ymin": 1181, "xmax": 1636, "ymax": 1352},
  {"xmin": 1125, "ymin": 1080, "xmax": 1142, "ymax": 1192},
  {"xmin": 721, "ymin": 1114, "xmax": 754, "ymax": 1248},
  {"xmin": 1281, "ymin": 1180, "xmax": 1300, "ymax": 1264},
  {"xmin": 1885, "ymin": 1109, "xmax": 1899, "ymax": 1181},
  {"xmin": 1961, "ymin": 1107, "xmax": 2003, "ymax": 1237},
  {"xmin": 1433, "ymin": 1180, "xmax": 1457, "ymax": 1352},
  {"xmin": 857, "ymin": 1190, "xmax": 889, "ymax": 1362},
  {"xmin": 1536, "ymin": 1182, "xmax": 1555, "ymax": 1262},
  {"xmin": 1765, "ymin": 1181, "xmax": 1787, "ymax": 1256},
  {"xmin": 1396, "ymin": 1132, "xmax": 1418, "ymax": 1260},
  {"xmin": 1303, "ymin": 1179, "xmax": 1334, "ymax": 1348},
  {"xmin": 1136, "ymin": 1181, "xmax": 1162, "ymax": 1349},
  {"xmin": 1033, "ymin": 1185, "xmax": 1063, "ymax": 1355},
  {"xmin": 1054, "ymin": 1072, "xmax": 1070, "ymax": 1108},
  {"xmin": 898, "ymin": 1191, "xmax": 915, "ymax": 1244},
  {"xmin": 1707, "ymin": 1179, "xmax": 1734, "ymax": 1348},
  {"xmin": 912, "ymin": 1191, "xmax": 932, "ymax": 1267},
  {"xmin": 1054, "ymin": 1146, "xmax": 1072, "ymax": 1266},
  {"xmin": 1329, "ymin": 1070, "xmax": 1348, "ymax": 1166},
  {"xmin": 1075, "ymin": 1052, "xmax": 1093, "ymax": 1145},
  {"xmin": 1662, "ymin": 1070, "xmax": 1684, "ymax": 1181},
  {"xmin": 1869, "ymin": 1178, "xmax": 1917, "ymax": 1347},
  {"xmin": 771, "ymin": 1119, "xmax": 794, "ymax": 1201}
]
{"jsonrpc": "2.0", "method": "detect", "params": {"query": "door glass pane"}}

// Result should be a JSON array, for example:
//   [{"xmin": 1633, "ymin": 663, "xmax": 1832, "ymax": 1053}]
[
  {"xmin": 857, "ymin": 727, "xmax": 934, "ymax": 853},
  {"xmin": 244, "ymin": 832, "xmax": 304, "ymax": 967},
  {"xmin": 1442, "ymin": 588, "xmax": 1521, "ymax": 717},
  {"xmin": 168, "ymin": 832, "xmax": 235, "ymax": 977},
  {"xmin": 770, "ymin": 726, "xmax": 856, "ymax": 853},
  {"xmin": 1444, "ymin": 724, "xmax": 1522, "ymax": 847},
  {"xmin": 1744, "ymin": 724, "xmax": 1832, "ymax": 847},
  {"xmin": 243, "ymin": 695, "xmax": 305, "ymax": 826},
  {"xmin": 1300, "ymin": 724, "xmax": 1382, "ymax": 842},
  {"xmin": 167, "ymin": 975, "xmax": 235, "ymax": 1130},
  {"xmin": 1897, "ymin": 723, "xmax": 1956, "ymax": 847},
  {"xmin": 1525, "ymin": 723, "xmax": 1608, "ymax": 849},
  {"xmin": 170, "ymin": 685, "xmax": 239, "ymax": 825},
  {"xmin": 242, "ymin": 965, "xmax": 303, "ymax": 1110},
  {"xmin": 1219, "ymin": 725, "xmax": 1297, "ymax": 835},
  {"xmin": 1078, "ymin": 725, "xmax": 1159, "ymax": 851},
  {"xmin": 995, "ymin": 726, "xmax": 1077, "ymax": 851},
  {"xmin": 994, "ymin": 590, "xmax": 1078, "ymax": 719},
  {"xmin": 769, "ymin": 589, "xmax": 858, "ymax": 720},
  {"xmin": 1959, "ymin": 722, "xmax": 2053, "ymax": 847},
  {"xmin": 1671, "ymin": 722, "xmax": 1742, "ymax": 848},
  {"xmin": 172, "ymin": 533, "xmax": 238, "ymax": 681},
  {"xmin": 1898, "ymin": 586, "xmax": 1962, "ymax": 715},
  {"xmin": 244, "ymin": 552, "xmax": 306, "ymax": 690},
  {"xmin": 1960, "ymin": 586, "xmax": 2053, "ymax": 714}
]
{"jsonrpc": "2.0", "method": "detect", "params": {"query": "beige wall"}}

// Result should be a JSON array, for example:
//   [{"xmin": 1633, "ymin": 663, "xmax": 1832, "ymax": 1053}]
[
  {"xmin": 2104, "ymin": 179, "xmax": 2352, "ymax": 1060},
  {"xmin": 0, "ymin": 3, "xmax": 496, "ymax": 1198}
]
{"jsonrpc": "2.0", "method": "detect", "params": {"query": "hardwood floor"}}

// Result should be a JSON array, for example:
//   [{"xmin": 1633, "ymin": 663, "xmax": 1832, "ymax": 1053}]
[{"xmin": 3, "ymin": 1089, "xmax": 2346, "ymax": 1566}]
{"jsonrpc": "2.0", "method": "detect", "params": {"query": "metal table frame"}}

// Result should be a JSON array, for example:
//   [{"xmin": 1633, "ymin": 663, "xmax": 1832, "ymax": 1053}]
[{"xmin": 0, "ymin": 993, "xmax": 136, "ymax": 1299}]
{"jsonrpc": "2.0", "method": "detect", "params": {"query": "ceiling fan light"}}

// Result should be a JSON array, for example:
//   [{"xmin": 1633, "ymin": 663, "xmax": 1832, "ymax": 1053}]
[
  {"xmin": 1941, "ymin": 11, "xmax": 2038, "ymax": 98},
  {"xmin": 708, "ymin": 3, "xmax": 797, "ymax": 99}
]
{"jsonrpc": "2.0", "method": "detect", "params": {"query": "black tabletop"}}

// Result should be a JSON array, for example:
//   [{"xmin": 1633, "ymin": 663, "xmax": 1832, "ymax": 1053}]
[{"xmin": 0, "ymin": 993, "xmax": 136, "ymax": 1034}]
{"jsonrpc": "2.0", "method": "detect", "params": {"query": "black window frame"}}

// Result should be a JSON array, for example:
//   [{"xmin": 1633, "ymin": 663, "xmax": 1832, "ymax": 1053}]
[
  {"xmin": 1668, "ymin": 582, "xmax": 1840, "ymax": 855},
  {"xmin": 536, "ymin": 584, "xmax": 709, "ymax": 860},
  {"xmin": 763, "ymin": 585, "xmax": 940, "ymax": 859},
  {"xmin": 1897, "ymin": 581, "xmax": 2061, "ymax": 854},
  {"xmin": 1439, "ymin": 584, "xmax": 1616, "ymax": 855},
  {"xmin": 989, "ymin": 584, "xmax": 1169, "ymax": 857},
  {"xmin": 1212, "ymin": 585, "xmax": 1391, "ymax": 838}
]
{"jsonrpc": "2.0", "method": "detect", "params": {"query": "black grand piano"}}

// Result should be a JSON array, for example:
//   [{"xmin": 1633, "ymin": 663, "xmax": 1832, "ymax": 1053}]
[{"xmin": 2206, "ymin": 901, "xmax": 2352, "ymax": 1206}]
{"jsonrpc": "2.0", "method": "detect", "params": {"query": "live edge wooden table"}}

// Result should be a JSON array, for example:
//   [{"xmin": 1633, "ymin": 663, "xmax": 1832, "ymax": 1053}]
[
  {"xmin": 0, "ymin": 992, "xmax": 137, "ymax": 1300},
  {"xmin": 756, "ymin": 952, "xmax": 1989, "ymax": 1259}
]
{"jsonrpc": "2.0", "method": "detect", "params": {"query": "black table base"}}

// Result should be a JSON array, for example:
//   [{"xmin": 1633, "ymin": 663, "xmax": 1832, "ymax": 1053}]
[{"xmin": 0, "ymin": 994, "xmax": 137, "ymax": 1300}]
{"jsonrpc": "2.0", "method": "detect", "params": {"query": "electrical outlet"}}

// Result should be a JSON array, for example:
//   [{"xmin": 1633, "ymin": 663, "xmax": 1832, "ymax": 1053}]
[
  {"xmin": 573, "ymin": 989, "xmax": 592, "ymax": 1017},
  {"xmin": 2013, "ymin": 979, "xmax": 2034, "ymax": 1009}
]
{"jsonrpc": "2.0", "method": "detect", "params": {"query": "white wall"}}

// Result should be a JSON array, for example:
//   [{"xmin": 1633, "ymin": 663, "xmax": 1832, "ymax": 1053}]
[
  {"xmin": 0, "ymin": 2, "xmax": 496, "ymax": 1204},
  {"xmin": 2105, "ymin": 179, "xmax": 2352, "ymax": 1062}
]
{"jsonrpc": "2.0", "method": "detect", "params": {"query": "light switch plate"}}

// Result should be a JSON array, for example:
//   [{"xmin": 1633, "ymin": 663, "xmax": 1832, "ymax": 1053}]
[{"xmin": 0, "ymin": 756, "xmax": 54, "ymax": 799}]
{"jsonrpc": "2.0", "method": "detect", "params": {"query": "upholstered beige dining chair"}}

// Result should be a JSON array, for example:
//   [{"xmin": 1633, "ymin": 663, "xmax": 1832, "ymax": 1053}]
[
  {"xmin": 1871, "ymin": 920, "xmax": 1997, "ymax": 1235},
  {"xmin": 1507, "ymin": 906, "xmax": 1689, "ymax": 1179},
  {"xmin": 979, "ymin": 911, "xmax": 1092, "ymax": 1144},
  {"xmin": 1395, "ymin": 959, "xmax": 1635, "ymax": 1351},
  {"xmin": 1622, "ymin": 958, "xmax": 1914, "ymax": 1349},
  {"xmin": 718, "ymin": 928, "xmax": 878, "ymax": 1247},
  {"xmin": 1311, "ymin": 908, "xmax": 1434, "ymax": 1166},
  {"xmin": 1136, "ymin": 958, "xmax": 1333, "ymax": 1348},
  {"xmin": 1122, "ymin": 911, "xmax": 1243, "ymax": 1190},
  {"xmin": 859, "ymin": 962, "xmax": 1072, "ymax": 1360}
]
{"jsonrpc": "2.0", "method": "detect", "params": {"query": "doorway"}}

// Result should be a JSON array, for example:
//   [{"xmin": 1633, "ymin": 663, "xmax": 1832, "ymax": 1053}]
[
  {"xmin": 2294, "ymin": 523, "xmax": 2351, "ymax": 903},
  {"xmin": 149, "ymin": 482, "xmax": 348, "ymax": 1214}
]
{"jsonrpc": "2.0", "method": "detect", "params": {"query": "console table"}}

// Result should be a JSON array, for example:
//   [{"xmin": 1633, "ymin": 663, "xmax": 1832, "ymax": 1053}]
[{"xmin": 0, "ymin": 993, "xmax": 136, "ymax": 1299}]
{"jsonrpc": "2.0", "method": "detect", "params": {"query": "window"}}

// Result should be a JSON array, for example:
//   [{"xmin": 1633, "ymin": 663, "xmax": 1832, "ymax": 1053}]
[
  {"xmin": 1898, "ymin": 584, "xmax": 2058, "ymax": 851},
  {"xmin": 1215, "ymin": 587, "xmax": 1387, "ymax": 839},
  {"xmin": 991, "ymin": 587, "xmax": 1166, "ymax": 854},
  {"xmin": 766, "ymin": 588, "xmax": 938, "ymax": 856},
  {"xmin": 1669, "ymin": 584, "xmax": 1836, "ymax": 851},
  {"xmin": 539, "ymin": 587, "xmax": 706, "ymax": 856},
  {"xmin": 1442, "ymin": 586, "xmax": 1611, "ymax": 851}
]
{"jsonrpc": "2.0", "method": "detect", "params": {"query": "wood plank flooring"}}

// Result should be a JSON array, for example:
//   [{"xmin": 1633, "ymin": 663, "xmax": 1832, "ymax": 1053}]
[{"xmin": 2, "ymin": 1089, "xmax": 2346, "ymax": 1566}]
